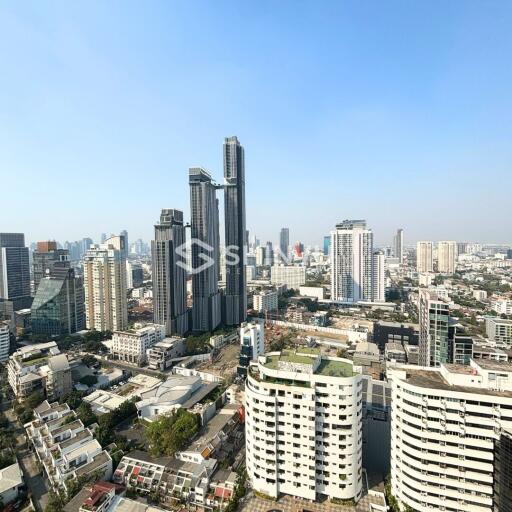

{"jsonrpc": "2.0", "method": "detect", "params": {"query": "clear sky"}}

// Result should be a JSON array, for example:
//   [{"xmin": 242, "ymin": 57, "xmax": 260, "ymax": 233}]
[{"xmin": 1, "ymin": 1, "xmax": 511, "ymax": 247}]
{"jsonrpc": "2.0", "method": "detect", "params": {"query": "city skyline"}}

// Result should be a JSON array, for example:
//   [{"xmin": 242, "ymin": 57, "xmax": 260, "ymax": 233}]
[{"xmin": 2, "ymin": 2, "xmax": 512, "ymax": 245}]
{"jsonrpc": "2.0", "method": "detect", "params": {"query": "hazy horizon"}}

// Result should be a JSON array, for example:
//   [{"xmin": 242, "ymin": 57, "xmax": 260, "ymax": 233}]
[{"xmin": 2, "ymin": 2, "xmax": 511, "ymax": 247}]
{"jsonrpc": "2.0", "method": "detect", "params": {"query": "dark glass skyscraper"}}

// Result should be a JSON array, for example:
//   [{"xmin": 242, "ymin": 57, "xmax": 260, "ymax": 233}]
[
  {"xmin": 33, "ymin": 242, "xmax": 70, "ymax": 291},
  {"xmin": 189, "ymin": 167, "xmax": 221, "ymax": 332},
  {"xmin": 279, "ymin": 227, "xmax": 289, "ymax": 262},
  {"xmin": 151, "ymin": 209, "xmax": 188, "ymax": 335},
  {"xmin": 31, "ymin": 266, "xmax": 84, "ymax": 337},
  {"xmin": 223, "ymin": 136, "xmax": 247, "ymax": 326},
  {"xmin": 0, "ymin": 233, "xmax": 31, "ymax": 310}
]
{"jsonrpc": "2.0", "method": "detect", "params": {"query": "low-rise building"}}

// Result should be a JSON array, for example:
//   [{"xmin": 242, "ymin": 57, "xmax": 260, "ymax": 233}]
[
  {"xmin": 0, "ymin": 462, "xmax": 24, "ymax": 506},
  {"xmin": 298, "ymin": 286, "xmax": 325, "ymax": 300},
  {"xmin": 492, "ymin": 298, "xmax": 512, "ymax": 316},
  {"xmin": 26, "ymin": 401, "xmax": 112, "ymax": 492},
  {"xmin": 486, "ymin": 317, "xmax": 512, "ymax": 345},
  {"xmin": 472, "ymin": 343, "xmax": 508, "ymax": 362},
  {"xmin": 7, "ymin": 342, "xmax": 72, "ymax": 400},
  {"xmin": 373, "ymin": 321, "xmax": 418, "ymax": 351},
  {"xmin": 136, "ymin": 375, "xmax": 209, "ymax": 421},
  {"xmin": 147, "ymin": 337, "xmax": 186, "ymax": 371},
  {"xmin": 385, "ymin": 342, "xmax": 406, "ymax": 363},
  {"xmin": 111, "ymin": 324, "xmax": 166, "ymax": 365},
  {"xmin": 473, "ymin": 289, "xmax": 488, "ymax": 301}
]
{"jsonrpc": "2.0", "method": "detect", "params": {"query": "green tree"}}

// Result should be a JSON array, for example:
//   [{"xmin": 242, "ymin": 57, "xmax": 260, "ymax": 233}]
[
  {"xmin": 45, "ymin": 490, "xmax": 65, "ymax": 512},
  {"xmin": 76, "ymin": 402, "xmax": 98, "ymax": 427},
  {"xmin": 61, "ymin": 390, "xmax": 86, "ymax": 409},
  {"xmin": 79, "ymin": 374, "xmax": 98, "ymax": 387},
  {"xmin": 26, "ymin": 390, "xmax": 44, "ymax": 409},
  {"xmin": 145, "ymin": 409, "xmax": 200, "ymax": 456}
]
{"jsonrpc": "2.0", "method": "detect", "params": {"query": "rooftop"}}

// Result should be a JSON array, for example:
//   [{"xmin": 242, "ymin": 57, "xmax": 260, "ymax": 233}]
[{"xmin": 262, "ymin": 349, "xmax": 355, "ymax": 378}]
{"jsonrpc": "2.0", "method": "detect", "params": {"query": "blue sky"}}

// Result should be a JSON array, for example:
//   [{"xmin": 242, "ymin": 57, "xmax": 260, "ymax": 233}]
[{"xmin": 1, "ymin": 1, "xmax": 511, "ymax": 247}]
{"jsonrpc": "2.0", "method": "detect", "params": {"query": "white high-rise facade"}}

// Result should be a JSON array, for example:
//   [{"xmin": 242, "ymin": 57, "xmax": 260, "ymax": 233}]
[
  {"xmin": 270, "ymin": 265, "xmax": 306, "ymax": 290},
  {"xmin": 437, "ymin": 241, "xmax": 457, "ymax": 274},
  {"xmin": 331, "ymin": 220, "xmax": 373, "ymax": 302},
  {"xmin": 245, "ymin": 348, "xmax": 363, "ymax": 502},
  {"xmin": 83, "ymin": 237, "xmax": 128, "ymax": 332},
  {"xmin": 0, "ymin": 321, "xmax": 10, "ymax": 362},
  {"xmin": 239, "ymin": 320, "xmax": 265, "ymax": 369},
  {"xmin": 416, "ymin": 241, "xmax": 433, "ymax": 273},
  {"xmin": 389, "ymin": 360, "xmax": 512, "ymax": 512},
  {"xmin": 372, "ymin": 250, "xmax": 385, "ymax": 302}
]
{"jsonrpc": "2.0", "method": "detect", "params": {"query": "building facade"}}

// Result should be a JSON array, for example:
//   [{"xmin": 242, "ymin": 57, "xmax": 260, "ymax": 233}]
[
  {"xmin": 331, "ymin": 220, "xmax": 373, "ymax": 303},
  {"xmin": 252, "ymin": 289, "xmax": 279, "ymax": 313},
  {"xmin": 31, "ymin": 267, "xmax": 85, "ymax": 337},
  {"xmin": 270, "ymin": 265, "xmax": 306, "ymax": 290},
  {"xmin": 32, "ymin": 242, "xmax": 70, "ymax": 291},
  {"xmin": 238, "ymin": 321, "xmax": 264, "ymax": 372},
  {"xmin": 486, "ymin": 317, "xmax": 512, "ymax": 345},
  {"xmin": 0, "ymin": 233, "xmax": 31, "ymax": 310},
  {"xmin": 418, "ymin": 289, "xmax": 451, "ymax": 367},
  {"xmin": 245, "ymin": 349, "xmax": 363, "ymax": 502},
  {"xmin": 389, "ymin": 360, "xmax": 512, "ymax": 512},
  {"xmin": 437, "ymin": 241, "xmax": 457, "ymax": 274},
  {"xmin": 393, "ymin": 228, "xmax": 404, "ymax": 264},
  {"xmin": 372, "ymin": 250, "xmax": 386, "ymax": 302},
  {"xmin": 279, "ymin": 228, "xmax": 290, "ymax": 263},
  {"xmin": 0, "ymin": 320, "xmax": 10, "ymax": 362},
  {"xmin": 151, "ymin": 209, "xmax": 189, "ymax": 336},
  {"xmin": 223, "ymin": 136, "xmax": 247, "ymax": 326},
  {"xmin": 189, "ymin": 167, "xmax": 221, "ymax": 332},
  {"xmin": 83, "ymin": 238, "xmax": 127, "ymax": 332},
  {"xmin": 111, "ymin": 324, "xmax": 166, "ymax": 365},
  {"xmin": 416, "ymin": 241, "xmax": 434, "ymax": 273}
]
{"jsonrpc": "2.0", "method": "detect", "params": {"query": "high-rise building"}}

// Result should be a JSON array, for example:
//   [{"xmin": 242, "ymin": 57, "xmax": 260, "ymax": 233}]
[
  {"xmin": 279, "ymin": 228, "xmax": 289, "ymax": 263},
  {"xmin": 151, "ymin": 209, "xmax": 188, "ymax": 336},
  {"xmin": 31, "ymin": 267, "xmax": 84, "ymax": 337},
  {"xmin": 223, "ymin": 136, "xmax": 247, "ymax": 326},
  {"xmin": 372, "ymin": 250, "xmax": 385, "ymax": 302},
  {"xmin": 83, "ymin": 237, "xmax": 127, "ymax": 332},
  {"xmin": 32, "ymin": 242, "xmax": 70, "ymax": 291},
  {"xmin": 323, "ymin": 235, "xmax": 331, "ymax": 256},
  {"xmin": 245, "ymin": 348, "xmax": 363, "ymax": 501},
  {"xmin": 189, "ymin": 167, "xmax": 221, "ymax": 332},
  {"xmin": 120, "ymin": 230, "xmax": 129, "ymax": 260},
  {"xmin": 393, "ymin": 228, "xmax": 404, "ymax": 264},
  {"xmin": 264, "ymin": 241, "xmax": 274, "ymax": 266},
  {"xmin": 255, "ymin": 246, "xmax": 265, "ymax": 266},
  {"xmin": 416, "ymin": 241, "xmax": 433, "ymax": 273},
  {"xmin": 126, "ymin": 261, "xmax": 144, "ymax": 289},
  {"xmin": 389, "ymin": 360, "xmax": 512, "ymax": 512},
  {"xmin": 331, "ymin": 220, "xmax": 373, "ymax": 303},
  {"xmin": 238, "ymin": 320, "xmax": 264, "ymax": 373},
  {"xmin": 437, "ymin": 240, "xmax": 457, "ymax": 274},
  {"xmin": 0, "ymin": 321, "xmax": 10, "ymax": 362},
  {"xmin": 252, "ymin": 289, "xmax": 279, "ymax": 313},
  {"xmin": 418, "ymin": 289, "xmax": 450, "ymax": 366},
  {"xmin": 0, "ymin": 233, "xmax": 31, "ymax": 310}
]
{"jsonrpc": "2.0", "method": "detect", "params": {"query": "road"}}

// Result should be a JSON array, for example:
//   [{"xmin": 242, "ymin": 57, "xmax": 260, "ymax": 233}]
[{"xmin": 5, "ymin": 408, "xmax": 49, "ymax": 512}]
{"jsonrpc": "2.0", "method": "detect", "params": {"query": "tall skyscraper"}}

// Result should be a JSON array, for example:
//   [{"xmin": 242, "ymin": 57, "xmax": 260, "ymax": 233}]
[
  {"xmin": 331, "ymin": 220, "xmax": 373, "ymax": 302},
  {"xmin": 416, "ymin": 241, "xmax": 433, "ymax": 273},
  {"xmin": 264, "ymin": 241, "xmax": 274, "ymax": 266},
  {"xmin": 437, "ymin": 240, "xmax": 457, "ymax": 274},
  {"xmin": 83, "ymin": 237, "xmax": 127, "ymax": 332},
  {"xmin": 418, "ymin": 289, "xmax": 450, "ymax": 367},
  {"xmin": 120, "ymin": 230, "xmax": 129, "ymax": 260},
  {"xmin": 31, "ymin": 267, "xmax": 84, "ymax": 337},
  {"xmin": 223, "ymin": 136, "xmax": 247, "ymax": 326},
  {"xmin": 189, "ymin": 167, "xmax": 221, "ymax": 332},
  {"xmin": 323, "ymin": 235, "xmax": 331, "ymax": 256},
  {"xmin": 279, "ymin": 227, "xmax": 289, "ymax": 262},
  {"xmin": 152, "ymin": 209, "xmax": 188, "ymax": 336},
  {"xmin": 372, "ymin": 250, "xmax": 385, "ymax": 302},
  {"xmin": 393, "ymin": 228, "xmax": 404, "ymax": 264},
  {"xmin": 0, "ymin": 233, "xmax": 31, "ymax": 310},
  {"xmin": 33, "ymin": 241, "xmax": 70, "ymax": 291}
]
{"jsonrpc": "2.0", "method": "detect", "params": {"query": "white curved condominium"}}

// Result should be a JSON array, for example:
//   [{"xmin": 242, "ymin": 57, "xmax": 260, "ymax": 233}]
[
  {"xmin": 389, "ymin": 360, "xmax": 512, "ymax": 512},
  {"xmin": 245, "ymin": 348, "xmax": 363, "ymax": 502}
]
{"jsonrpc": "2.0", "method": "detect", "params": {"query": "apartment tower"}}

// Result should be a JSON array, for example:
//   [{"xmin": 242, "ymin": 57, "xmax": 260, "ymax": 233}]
[
  {"xmin": 223, "ymin": 136, "xmax": 247, "ymax": 326},
  {"xmin": 151, "ymin": 209, "xmax": 188, "ymax": 335},
  {"xmin": 189, "ymin": 167, "xmax": 221, "ymax": 332}
]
